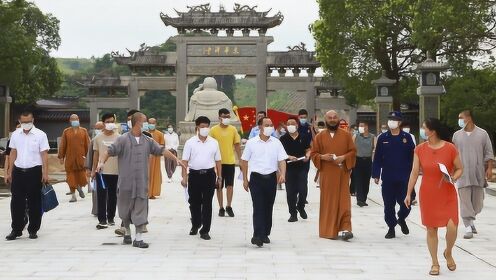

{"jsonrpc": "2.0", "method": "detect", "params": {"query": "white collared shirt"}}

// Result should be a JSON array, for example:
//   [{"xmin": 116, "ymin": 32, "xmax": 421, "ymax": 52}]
[
  {"xmin": 9, "ymin": 126, "xmax": 50, "ymax": 168},
  {"xmin": 241, "ymin": 135, "xmax": 288, "ymax": 176},
  {"xmin": 182, "ymin": 135, "xmax": 221, "ymax": 170},
  {"xmin": 164, "ymin": 131, "xmax": 179, "ymax": 150}
]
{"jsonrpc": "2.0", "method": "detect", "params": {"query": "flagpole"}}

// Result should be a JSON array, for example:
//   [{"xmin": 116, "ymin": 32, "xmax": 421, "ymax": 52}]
[{"xmin": 232, "ymin": 105, "xmax": 243, "ymax": 134}]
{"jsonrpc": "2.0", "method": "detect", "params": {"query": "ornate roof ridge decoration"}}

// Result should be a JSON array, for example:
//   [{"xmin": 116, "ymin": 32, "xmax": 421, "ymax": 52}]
[
  {"xmin": 287, "ymin": 42, "xmax": 307, "ymax": 52},
  {"xmin": 111, "ymin": 43, "xmax": 173, "ymax": 67},
  {"xmin": 160, "ymin": 3, "xmax": 284, "ymax": 35},
  {"xmin": 267, "ymin": 44, "xmax": 320, "ymax": 68},
  {"xmin": 77, "ymin": 76, "xmax": 127, "ymax": 89}
]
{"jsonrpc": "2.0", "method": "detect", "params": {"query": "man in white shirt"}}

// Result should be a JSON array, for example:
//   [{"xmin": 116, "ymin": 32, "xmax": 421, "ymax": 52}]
[
  {"xmin": 5, "ymin": 111, "xmax": 50, "ymax": 240},
  {"xmin": 181, "ymin": 116, "xmax": 222, "ymax": 241},
  {"xmin": 164, "ymin": 124, "xmax": 180, "ymax": 182},
  {"xmin": 241, "ymin": 117, "xmax": 288, "ymax": 247}
]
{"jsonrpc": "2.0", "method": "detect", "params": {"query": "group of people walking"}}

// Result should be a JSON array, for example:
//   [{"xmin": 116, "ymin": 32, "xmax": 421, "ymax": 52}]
[{"xmin": 3, "ymin": 107, "xmax": 494, "ymax": 276}]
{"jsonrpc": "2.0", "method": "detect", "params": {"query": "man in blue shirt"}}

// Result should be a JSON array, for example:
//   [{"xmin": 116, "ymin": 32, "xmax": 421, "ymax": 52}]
[
  {"xmin": 372, "ymin": 111, "xmax": 415, "ymax": 239},
  {"xmin": 249, "ymin": 111, "xmax": 277, "ymax": 139}
]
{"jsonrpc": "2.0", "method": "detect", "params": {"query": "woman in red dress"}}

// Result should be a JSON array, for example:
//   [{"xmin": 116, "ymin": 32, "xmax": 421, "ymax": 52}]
[{"xmin": 405, "ymin": 118, "xmax": 463, "ymax": 276}]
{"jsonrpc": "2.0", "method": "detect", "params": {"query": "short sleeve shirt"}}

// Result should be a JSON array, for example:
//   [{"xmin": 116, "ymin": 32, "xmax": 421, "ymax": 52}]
[
  {"xmin": 93, "ymin": 132, "xmax": 120, "ymax": 175},
  {"xmin": 182, "ymin": 136, "xmax": 221, "ymax": 170},
  {"xmin": 280, "ymin": 133, "xmax": 310, "ymax": 169},
  {"xmin": 209, "ymin": 124, "xmax": 240, "ymax": 165},
  {"xmin": 9, "ymin": 127, "xmax": 50, "ymax": 168},
  {"xmin": 241, "ymin": 135, "xmax": 288, "ymax": 176}
]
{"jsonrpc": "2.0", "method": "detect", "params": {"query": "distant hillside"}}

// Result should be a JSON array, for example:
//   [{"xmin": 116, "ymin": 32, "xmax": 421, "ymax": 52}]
[{"xmin": 56, "ymin": 58, "xmax": 94, "ymax": 75}]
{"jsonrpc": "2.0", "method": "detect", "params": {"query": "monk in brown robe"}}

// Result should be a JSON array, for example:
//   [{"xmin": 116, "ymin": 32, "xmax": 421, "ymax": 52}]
[
  {"xmin": 58, "ymin": 114, "xmax": 90, "ymax": 202},
  {"xmin": 147, "ymin": 118, "xmax": 165, "ymax": 199},
  {"xmin": 310, "ymin": 110, "xmax": 356, "ymax": 240}
]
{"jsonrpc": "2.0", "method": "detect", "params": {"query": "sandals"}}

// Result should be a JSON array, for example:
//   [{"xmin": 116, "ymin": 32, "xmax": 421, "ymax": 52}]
[
  {"xmin": 429, "ymin": 264, "xmax": 440, "ymax": 276},
  {"xmin": 444, "ymin": 250, "xmax": 457, "ymax": 271}
]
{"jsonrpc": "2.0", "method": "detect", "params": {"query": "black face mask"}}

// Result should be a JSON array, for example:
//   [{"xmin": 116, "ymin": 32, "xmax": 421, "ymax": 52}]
[{"xmin": 326, "ymin": 122, "xmax": 339, "ymax": 131}]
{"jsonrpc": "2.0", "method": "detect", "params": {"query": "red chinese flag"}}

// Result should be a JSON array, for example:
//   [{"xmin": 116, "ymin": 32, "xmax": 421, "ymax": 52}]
[
  {"xmin": 267, "ymin": 109, "xmax": 298, "ymax": 128},
  {"xmin": 235, "ymin": 106, "xmax": 257, "ymax": 133}
]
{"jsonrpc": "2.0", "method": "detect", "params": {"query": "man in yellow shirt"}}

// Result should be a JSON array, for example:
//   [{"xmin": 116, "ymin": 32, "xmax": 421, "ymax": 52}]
[{"xmin": 209, "ymin": 108, "xmax": 241, "ymax": 217}]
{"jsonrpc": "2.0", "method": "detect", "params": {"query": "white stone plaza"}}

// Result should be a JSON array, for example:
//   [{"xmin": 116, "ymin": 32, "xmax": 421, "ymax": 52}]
[{"xmin": 0, "ymin": 166, "xmax": 495, "ymax": 280}]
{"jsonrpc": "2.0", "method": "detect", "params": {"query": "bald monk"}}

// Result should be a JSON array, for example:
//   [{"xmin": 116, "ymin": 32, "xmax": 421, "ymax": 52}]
[
  {"xmin": 58, "ymin": 114, "xmax": 90, "ymax": 202},
  {"xmin": 147, "ymin": 118, "xmax": 165, "ymax": 199},
  {"xmin": 310, "ymin": 110, "xmax": 356, "ymax": 240}
]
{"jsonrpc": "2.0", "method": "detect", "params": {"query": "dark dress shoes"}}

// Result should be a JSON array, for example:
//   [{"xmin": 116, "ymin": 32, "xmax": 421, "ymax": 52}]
[
  {"xmin": 298, "ymin": 208, "xmax": 308, "ymax": 219},
  {"xmin": 5, "ymin": 231, "xmax": 22, "ymax": 241},
  {"xmin": 28, "ymin": 232, "xmax": 38, "ymax": 239},
  {"xmin": 262, "ymin": 236, "xmax": 271, "ymax": 244},
  {"xmin": 189, "ymin": 227, "xmax": 199, "ymax": 235},
  {"xmin": 341, "ymin": 231, "xmax": 353, "ymax": 241},
  {"xmin": 251, "ymin": 237, "xmax": 263, "ymax": 247},
  {"xmin": 288, "ymin": 215, "xmax": 298, "ymax": 222},
  {"xmin": 200, "ymin": 233, "xmax": 211, "ymax": 240},
  {"xmin": 398, "ymin": 220, "xmax": 409, "ymax": 235},
  {"xmin": 133, "ymin": 240, "xmax": 149, "ymax": 248},
  {"xmin": 385, "ymin": 227, "xmax": 396, "ymax": 239}
]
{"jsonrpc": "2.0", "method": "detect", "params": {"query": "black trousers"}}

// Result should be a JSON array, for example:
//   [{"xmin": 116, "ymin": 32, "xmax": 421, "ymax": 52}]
[
  {"xmin": 10, "ymin": 166, "xmax": 42, "ymax": 234},
  {"xmin": 96, "ymin": 173, "xmax": 118, "ymax": 224},
  {"xmin": 285, "ymin": 167, "xmax": 308, "ymax": 215},
  {"xmin": 188, "ymin": 169, "xmax": 216, "ymax": 234},
  {"xmin": 353, "ymin": 157, "xmax": 372, "ymax": 203},
  {"xmin": 249, "ymin": 172, "xmax": 277, "ymax": 239}
]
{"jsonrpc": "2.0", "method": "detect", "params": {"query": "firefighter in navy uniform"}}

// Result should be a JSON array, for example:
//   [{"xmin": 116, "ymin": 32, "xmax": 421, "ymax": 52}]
[{"xmin": 372, "ymin": 111, "xmax": 415, "ymax": 239}]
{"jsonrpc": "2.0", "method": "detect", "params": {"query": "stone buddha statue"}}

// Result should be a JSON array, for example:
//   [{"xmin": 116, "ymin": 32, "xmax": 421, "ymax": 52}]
[{"xmin": 184, "ymin": 77, "xmax": 237, "ymax": 121}]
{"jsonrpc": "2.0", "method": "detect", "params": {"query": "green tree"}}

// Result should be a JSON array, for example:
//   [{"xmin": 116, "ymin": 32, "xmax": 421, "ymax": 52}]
[
  {"xmin": 0, "ymin": 0, "xmax": 62, "ymax": 104},
  {"xmin": 442, "ymin": 67, "xmax": 496, "ymax": 143},
  {"xmin": 312, "ymin": 0, "xmax": 496, "ymax": 108}
]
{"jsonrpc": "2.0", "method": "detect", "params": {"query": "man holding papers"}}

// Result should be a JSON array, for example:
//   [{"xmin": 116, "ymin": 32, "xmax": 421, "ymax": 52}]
[
  {"xmin": 405, "ymin": 118, "xmax": 462, "ymax": 276},
  {"xmin": 280, "ymin": 117, "xmax": 311, "ymax": 222}
]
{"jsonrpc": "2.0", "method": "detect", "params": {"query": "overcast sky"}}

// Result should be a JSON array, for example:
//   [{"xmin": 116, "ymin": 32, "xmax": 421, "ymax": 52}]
[{"xmin": 32, "ymin": 0, "xmax": 320, "ymax": 58}]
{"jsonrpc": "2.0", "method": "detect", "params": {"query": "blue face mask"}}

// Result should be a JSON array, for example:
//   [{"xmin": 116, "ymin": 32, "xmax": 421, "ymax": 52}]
[
  {"xmin": 71, "ymin": 120, "xmax": 80, "ymax": 127},
  {"xmin": 419, "ymin": 128, "xmax": 428, "ymax": 140},
  {"xmin": 148, "ymin": 124, "xmax": 156, "ymax": 130},
  {"xmin": 141, "ymin": 122, "xmax": 149, "ymax": 132},
  {"xmin": 458, "ymin": 119, "xmax": 466, "ymax": 129},
  {"xmin": 299, "ymin": 118, "xmax": 307, "ymax": 125}
]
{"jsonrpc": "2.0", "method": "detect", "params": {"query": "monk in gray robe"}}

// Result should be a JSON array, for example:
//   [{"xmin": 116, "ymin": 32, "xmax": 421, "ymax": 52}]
[
  {"xmin": 453, "ymin": 110, "xmax": 494, "ymax": 239},
  {"xmin": 98, "ymin": 112, "xmax": 184, "ymax": 248}
]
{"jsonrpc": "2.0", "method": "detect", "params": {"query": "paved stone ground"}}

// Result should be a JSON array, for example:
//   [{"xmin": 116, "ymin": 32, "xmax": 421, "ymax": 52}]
[{"xmin": 0, "ymin": 166, "xmax": 495, "ymax": 280}]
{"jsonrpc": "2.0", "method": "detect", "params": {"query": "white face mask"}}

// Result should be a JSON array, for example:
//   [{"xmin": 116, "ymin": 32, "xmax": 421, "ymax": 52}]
[
  {"xmin": 94, "ymin": 129, "xmax": 102, "ymax": 136},
  {"xmin": 167, "ymin": 128, "xmax": 173, "ymax": 133},
  {"xmin": 21, "ymin": 122, "xmax": 33, "ymax": 131},
  {"xmin": 358, "ymin": 127, "xmax": 365, "ymax": 134},
  {"xmin": 127, "ymin": 120, "xmax": 132, "ymax": 128},
  {"xmin": 263, "ymin": 126, "xmax": 274, "ymax": 137},
  {"xmin": 402, "ymin": 127, "xmax": 411, "ymax": 134},
  {"xmin": 199, "ymin": 127, "xmax": 210, "ymax": 137},
  {"xmin": 387, "ymin": 120, "xmax": 399, "ymax": 130},
  {"xmin": 287, "ymin": 125, "xmax": 297, "ymax": 134},
  {"xmin": 105, "ymin": 123, "xmax": 116, "ymax": 131},
  {"xmin": 221, "ymin": 118, "xmax": 231, "ymax": 125}
]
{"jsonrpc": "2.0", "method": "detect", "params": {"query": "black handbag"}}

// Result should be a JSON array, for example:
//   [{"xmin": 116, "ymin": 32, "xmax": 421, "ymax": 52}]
[{"xmin": 41, "ymin": 183, "xmax": 59, "ymax": 212}]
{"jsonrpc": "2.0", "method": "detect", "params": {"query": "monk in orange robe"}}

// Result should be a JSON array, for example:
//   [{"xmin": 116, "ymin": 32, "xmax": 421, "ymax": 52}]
[
  {"xmin": 148, "ymin": 118, "xmax": 165, "ymax": 199},
  {"xmin": 58, "ymin": 114, "xmax": 90, "ymax": 202},
  {"xmin": 310, "ymin": 110, "xmax": 356, "ymax": 240}
]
